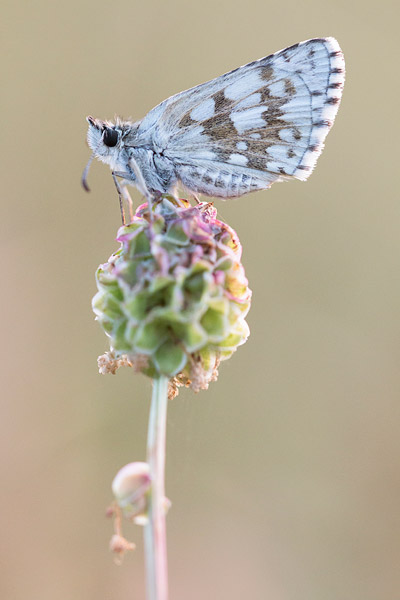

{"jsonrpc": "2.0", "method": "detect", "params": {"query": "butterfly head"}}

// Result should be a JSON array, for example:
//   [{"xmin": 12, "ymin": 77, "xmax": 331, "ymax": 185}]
[
  {"xmin": 86, "ymin": 116, "xmax": 122, "ymax": 160},
  {"xmin": 82, "ymin": 116, "xmax": 131, "ymax": 192}
]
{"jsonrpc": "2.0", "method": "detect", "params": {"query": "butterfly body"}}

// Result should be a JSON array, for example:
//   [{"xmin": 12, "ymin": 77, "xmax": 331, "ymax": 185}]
[{"xmin": 84, "ymin": 38, "xmax": 345, "ymax": 202}]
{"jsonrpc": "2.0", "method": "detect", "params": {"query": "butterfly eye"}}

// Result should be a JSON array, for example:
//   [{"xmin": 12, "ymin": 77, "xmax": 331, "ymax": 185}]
[{"xmin": 103, "ymin": 128, "xmax": 119, "ymax": 147}]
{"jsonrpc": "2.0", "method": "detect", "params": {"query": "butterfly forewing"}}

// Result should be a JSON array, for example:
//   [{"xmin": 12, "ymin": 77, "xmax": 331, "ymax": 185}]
[{"xmin": 137, "ymin": 37, "xmax": 345, "ymax": 198}]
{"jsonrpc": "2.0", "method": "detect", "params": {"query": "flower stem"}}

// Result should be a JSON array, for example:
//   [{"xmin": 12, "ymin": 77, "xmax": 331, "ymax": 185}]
[{"xmin": 144, "ymin": 376, "xmax": 169, "ymax": 600}]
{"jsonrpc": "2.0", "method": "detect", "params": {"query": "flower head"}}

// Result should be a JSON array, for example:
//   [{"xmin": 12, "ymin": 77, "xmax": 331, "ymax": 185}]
[{"xmin": 93, "ymin": 196, "xmax": 251, "ymax": 392}]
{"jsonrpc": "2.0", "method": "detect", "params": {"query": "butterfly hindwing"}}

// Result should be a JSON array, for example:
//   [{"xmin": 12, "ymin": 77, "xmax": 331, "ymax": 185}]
[{"xmin": 137, "ymin": 37, "xmax": 345, "ymax": 198}]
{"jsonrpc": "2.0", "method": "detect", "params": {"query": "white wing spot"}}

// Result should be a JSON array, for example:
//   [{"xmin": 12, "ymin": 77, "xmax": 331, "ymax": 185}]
[
  {"xmin": 190, "ymin": 98, "xmax": 215, "ymax": 121},
  {"xmin": 230, "ymin": 106, "xmax": 266, "ymax": 134},
  {"xmin": 224, "ymin": 71, "xmax": 263, "ymax": 100},
  {"xmin": 266, "ymin": 160, "xmax": 284, "ymax": 172},
  {"xmin": 267, "ymin": 145, "xmax": 290, "ymax": 160},
  {"xmin": 279, "ymin": 128, "xmax": 295, "ymax": 143},
  {"xmin": 228, "ymin": 153, "xmax": 248, "ymax": 166},
  {"xmin": 235, "ymin": 93, "xmax": 261, "ymax": 110},
  {"xmin": 186, "ymin": 149, "xmax": 217, "ymax": 161},
  {"xmin": 268, "ymin": 80, "xmax": 286, "ymax": 97}
]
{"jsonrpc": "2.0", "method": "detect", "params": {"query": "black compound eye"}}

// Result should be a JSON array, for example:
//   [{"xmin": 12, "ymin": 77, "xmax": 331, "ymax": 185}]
[{"xmin": 103, "ymin": 127, "xmax": 118, "ymax": 147}]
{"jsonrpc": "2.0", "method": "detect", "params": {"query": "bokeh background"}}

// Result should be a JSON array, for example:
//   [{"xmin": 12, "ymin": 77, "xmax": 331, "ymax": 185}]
[{"xmin": 1, "ymin": 1, "xmax": 399, "ymax": 599}]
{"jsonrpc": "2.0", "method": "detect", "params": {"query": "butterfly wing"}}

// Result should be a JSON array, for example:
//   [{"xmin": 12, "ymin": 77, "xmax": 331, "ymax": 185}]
[{"xmin": 137, "ymin": 37, "xmax": 345, "ymax": 198}]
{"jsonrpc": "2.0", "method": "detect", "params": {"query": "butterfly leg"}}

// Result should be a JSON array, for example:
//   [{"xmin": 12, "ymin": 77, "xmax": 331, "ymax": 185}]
[
  {"xmin": 112, "ymin": 171, "xmax": 136, "ymax": 224},
  {"xmin": 127, "ymin": 156, "xmax": 159, "ymax": 224}
]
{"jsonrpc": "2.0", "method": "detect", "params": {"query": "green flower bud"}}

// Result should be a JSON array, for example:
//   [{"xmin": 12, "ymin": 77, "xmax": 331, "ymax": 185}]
[{"xmin": 93, "ymin": 196, "xmax": 251, "ymax": 392}]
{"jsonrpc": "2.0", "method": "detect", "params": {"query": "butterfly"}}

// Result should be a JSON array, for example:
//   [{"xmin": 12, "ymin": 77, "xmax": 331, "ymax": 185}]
[{"xmin": 82, "ymin": 37, "xmax": 345, "ymax": 221}]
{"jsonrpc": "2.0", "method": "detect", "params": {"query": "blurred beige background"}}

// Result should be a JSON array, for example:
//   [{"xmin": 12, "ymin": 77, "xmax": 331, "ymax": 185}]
[{"xmin": 1, "ymin": 1, "xmax": 399, "ymax": 599}]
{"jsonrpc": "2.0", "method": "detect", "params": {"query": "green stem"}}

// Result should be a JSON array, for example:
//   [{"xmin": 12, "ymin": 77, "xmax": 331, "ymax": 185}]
[{"xmin": 144, "ymin": 376, "xmax": 169, "ymax": 600}]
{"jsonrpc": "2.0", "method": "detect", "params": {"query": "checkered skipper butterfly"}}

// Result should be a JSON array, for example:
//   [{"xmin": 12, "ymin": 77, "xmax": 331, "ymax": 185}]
[{"xmin": 82, "ymin": 38, "xmax": 345, "ymax": 215}]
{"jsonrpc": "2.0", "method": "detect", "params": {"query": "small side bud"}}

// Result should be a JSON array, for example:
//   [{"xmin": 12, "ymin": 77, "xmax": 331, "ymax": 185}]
[{"xmin": 112, "ymin": 462, "xmax": 151, "ymax": 521}]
